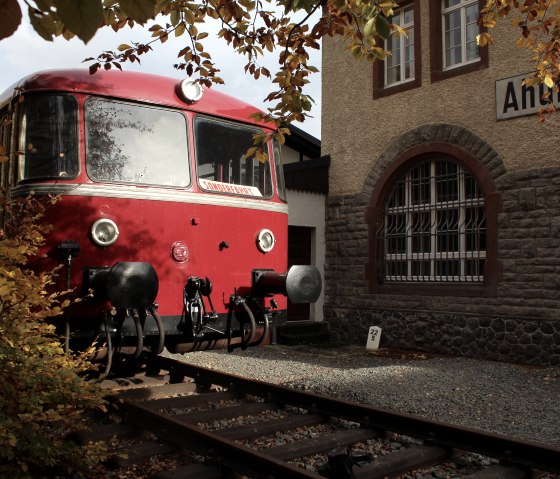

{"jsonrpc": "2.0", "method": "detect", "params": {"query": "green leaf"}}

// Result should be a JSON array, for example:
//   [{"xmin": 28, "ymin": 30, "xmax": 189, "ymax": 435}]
[
  {"xmin": 0, "ymin": 0, "xmax": 22, "ymax": 40},
  {"xmin": 119, "ymin": 0, "xmax": 156, "ymax": 22},
  {"xmin": 53, "ymin": 0, "xmax": 104, "ymax": 43},
  {"xmin": 170, "ymin": 9, "xmax": 180, "ymax": 26},
  {"xmin": 363, "ymin": 17, "xmax": 376, "ymax": 43},
  {"xmin": 375, "ymin": 14, "xmax": 390, "ymax": 39}
]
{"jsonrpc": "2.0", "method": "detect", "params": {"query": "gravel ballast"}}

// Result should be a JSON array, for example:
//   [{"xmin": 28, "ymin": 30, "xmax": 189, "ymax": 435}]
[{"xmin": 164, "ymin": 344, "xmax": 560, "ymax": 447}]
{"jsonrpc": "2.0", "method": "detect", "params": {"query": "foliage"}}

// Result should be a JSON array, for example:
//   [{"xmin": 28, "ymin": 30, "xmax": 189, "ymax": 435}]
[
  {"xmin": 0, "ymin": 195, "xmax": 107, "ymax": 478},
  {"xmin": 480, "ymin": 0, "xmax": 560, "ymax": 90},
  {"xmin": 0, "ymin": 0, "xmax": 401, "ymax": 140},
  {"xmin": 2, "ymin": 1, "xmax": 560, "ymax": 133}
]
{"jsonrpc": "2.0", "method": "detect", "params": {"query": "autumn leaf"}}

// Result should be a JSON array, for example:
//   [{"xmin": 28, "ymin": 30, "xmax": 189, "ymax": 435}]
[
  {"xmin": 53, "ymin": 0, "xmax": 104, "ymax": 43},
  {"xmin": 119, "ymin": 0, "xmax": 157, "ymax": 23},
  {"xmin": 0, "ymin": 0, "xmax": 22, "ymax": 41},
  {"xmin": 28, "ymin": 7, "xmax": 57, "ymax": 42}
]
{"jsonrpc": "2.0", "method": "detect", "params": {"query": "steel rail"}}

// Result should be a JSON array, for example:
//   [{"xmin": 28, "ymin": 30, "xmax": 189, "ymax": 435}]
[
  {"xmin": 119, "ymin": 399, "xmax": 323, "ymax": 479},
  {"xmin": 156, "ymin": 356, "xmax": 560, "ymax": 473}
]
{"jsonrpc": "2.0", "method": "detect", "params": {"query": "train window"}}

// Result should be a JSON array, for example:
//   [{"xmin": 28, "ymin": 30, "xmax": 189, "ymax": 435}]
[
  {"xmin": 194, "ymin": 117, "xmax": 272, "ymax": 198},
  {"xmin": 17, "ymin": 95, "xmax": 78, "ymax": 181},
  {"xmin": 85, "ymin": 99, "xmax": 189, "ymax": 187}
]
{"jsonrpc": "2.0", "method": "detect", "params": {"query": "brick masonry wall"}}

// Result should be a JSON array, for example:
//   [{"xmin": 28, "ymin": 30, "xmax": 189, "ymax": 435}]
[{"xmin": 324, "ymin": 123, "xmax": 560, "ymax": 366}]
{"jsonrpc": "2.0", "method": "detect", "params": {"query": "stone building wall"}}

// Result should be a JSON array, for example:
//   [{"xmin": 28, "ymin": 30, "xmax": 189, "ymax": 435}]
[
  {"xmin": 321, "ymin": 3, "xmax": 560, "ymax": 365},
  {"xmin": 323, "ymin": 125, "xmax": 560, "ymax": 365}
]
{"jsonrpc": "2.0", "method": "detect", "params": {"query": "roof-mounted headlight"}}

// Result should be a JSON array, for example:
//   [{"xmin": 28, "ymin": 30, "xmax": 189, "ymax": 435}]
[
  {"xmin": 90, "ymin": 218, "xmax": 119, "ymax": 247},
  {"xmin": 257, "ymin": 229, "xmax": 275, "ymax": 253},
  {"xmin": 177, "ymin": 79, "xmax": 203, "ymax": 103}
]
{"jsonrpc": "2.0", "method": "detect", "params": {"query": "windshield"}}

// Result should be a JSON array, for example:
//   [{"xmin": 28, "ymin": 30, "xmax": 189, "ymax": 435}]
[
  {"xmin": 195, "ymin": 117, "xmax": 272, "ymax": 198},
  {"xmin": 17, "ymin": 94, "xmax": 78, "ymax": 181},
  {"xmin": 85, "ymin": 98, "xmax": 189, "ymax": 187}
]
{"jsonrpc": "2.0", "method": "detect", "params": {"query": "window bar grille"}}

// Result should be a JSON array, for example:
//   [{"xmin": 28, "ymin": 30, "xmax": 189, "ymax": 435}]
[{"xmin": 379, "ymin": 159, "xmax": 486, "ymax": 283}]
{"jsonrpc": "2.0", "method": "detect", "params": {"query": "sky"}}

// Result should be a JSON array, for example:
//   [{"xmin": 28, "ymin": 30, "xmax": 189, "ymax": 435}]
[{"xmin": 0, "ymin": 7, "xmax": 322, "ymax": 139}]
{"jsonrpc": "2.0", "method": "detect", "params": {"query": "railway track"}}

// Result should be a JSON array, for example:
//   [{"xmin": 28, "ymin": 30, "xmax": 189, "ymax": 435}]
[{"xmin": 74, "ymin": 356, "xmax": 560, "ymax": 478}]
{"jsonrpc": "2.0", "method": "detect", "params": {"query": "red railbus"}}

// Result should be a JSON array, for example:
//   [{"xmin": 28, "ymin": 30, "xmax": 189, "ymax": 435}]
[{"xmin": 0, "ymin": 69, "xmax": 320, "ymax": 372}]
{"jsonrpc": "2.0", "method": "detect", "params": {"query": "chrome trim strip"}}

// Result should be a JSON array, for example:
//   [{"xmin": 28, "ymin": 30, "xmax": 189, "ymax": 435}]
[{"xmin": 11, "ymin": 183, "xmax": 289, "ymax": 214}]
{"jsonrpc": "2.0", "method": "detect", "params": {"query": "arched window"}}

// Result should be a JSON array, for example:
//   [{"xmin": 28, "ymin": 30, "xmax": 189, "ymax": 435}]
[
  {"xmin": 366, "ymin": 144, "xmax": 502, "ymax": 296},
  {"xmin": 380, "ymin": 158, "xmax": 485, "ymax": 282}
]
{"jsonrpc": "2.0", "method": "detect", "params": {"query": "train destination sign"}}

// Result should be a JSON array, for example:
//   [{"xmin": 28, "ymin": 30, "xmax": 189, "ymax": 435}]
[
  {"xmin": 496, "ymin": 73, "xmax": 560, "ymax": 121},
  {"xmin": 199, "ymin": 179, "xmax": 262, "ymax": 197}
]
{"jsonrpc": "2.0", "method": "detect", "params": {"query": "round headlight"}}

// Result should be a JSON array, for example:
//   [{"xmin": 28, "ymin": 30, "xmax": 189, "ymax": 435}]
[
  {"xmin": 257, "ymin": 229, "xmax": 275, "ymax": 253},
  {"xmin": 90, "ymin": 218, "xmax": 119, "ymax": 247},
  {"xmin": 177, "ymin": 79, "xmax": 203, "ymax": 103}
]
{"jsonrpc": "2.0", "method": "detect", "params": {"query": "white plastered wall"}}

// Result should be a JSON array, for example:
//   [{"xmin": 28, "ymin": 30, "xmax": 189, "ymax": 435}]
[{"xmin": 286, "ymin": 188, "xmax": 326, "ymax": 323}]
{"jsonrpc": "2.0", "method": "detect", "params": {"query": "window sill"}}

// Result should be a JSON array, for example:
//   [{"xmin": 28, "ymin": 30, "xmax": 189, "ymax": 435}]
[
  {"xmin": 431, "ymin": 56, "xmax": 488, "ymax": 83},
  {"xmin": 371, "ymin": 281, "xmax": 497, "ymax": 297},
  {"xmin": 373, "ymin": 76, "xmax": 421, "ymax": 100}
]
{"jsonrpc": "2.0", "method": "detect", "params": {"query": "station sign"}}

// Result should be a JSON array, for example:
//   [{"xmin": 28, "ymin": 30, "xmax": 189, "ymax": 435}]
[{"xmin": 496, "ymin": 72, "xmax": 560, "ymax": 121}]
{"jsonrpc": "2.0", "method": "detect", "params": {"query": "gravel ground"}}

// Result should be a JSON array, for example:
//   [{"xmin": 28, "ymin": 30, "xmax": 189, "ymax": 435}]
[{"xmin": 164, "ymin": 344, "xmax": 560, "ymax": 447}]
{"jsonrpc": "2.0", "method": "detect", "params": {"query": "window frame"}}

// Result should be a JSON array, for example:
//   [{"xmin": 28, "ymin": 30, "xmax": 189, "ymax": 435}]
[
  {"xmin": 273, "ymin": 138, "xmax": 287, "ymax": 202},
  {"xmin": 430, "ymin": 0, "xmax": 489, "ymax": 83},
  {"xmin": 373, "ymin": 0, "xmax": 421, "ymax": 99},
  {"xmin": 0, "ymin": 107, "xmax": 12, "ymax": 190},
  {"xmin": 384, "ymin": 4, "xmax": 416, "ymax": 88},
  {"xmin": 365, "ymin": 143, "xmax": 502, "ymax": 297}
]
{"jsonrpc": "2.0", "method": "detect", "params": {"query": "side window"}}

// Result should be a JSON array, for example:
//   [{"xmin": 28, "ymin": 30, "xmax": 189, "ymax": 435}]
[
  {"xmin": 194, "ymin": 117, "xmax": 272, "ymax": 198},
  {"xmin": 385, "ymin": 5, "xmax": 415, "ymax": 87},
  {"xmin": 372, "ymin": 1, "xmax": 421, "ymax": 99},
  {"xmin": 378, "ymin": 158, "xmax": 486, "ymax": 283},
  {"xmin": 430, "ymin": 0, "xmax": 488, "ymax": 82},
  {"xmin": 17, "ymin": 95, "xmax": 79, "ymax": 181},
  {"xmin": 85, "ymin": 99, "xmax": 189, "ymax": 187},
  {"xmin": 442, "ymin": 0, "xmax": 480, "ymax": 69}
]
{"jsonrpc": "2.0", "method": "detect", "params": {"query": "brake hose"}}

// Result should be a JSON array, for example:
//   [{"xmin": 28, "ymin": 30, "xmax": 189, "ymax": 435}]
[
  {"xmin": 149, "ymin": 307, "xmax": 165, "ymax": 355},
  {"xmin": 131, "ymin": 309, "xmax": 144, "ymax": 359},
  {"xmin": 240, "ymin": 301, "xmax": 257, "ymax": 350},
  {"xmin": 98, "ymin": 315, "xmax": 113, "ymax": 382}
]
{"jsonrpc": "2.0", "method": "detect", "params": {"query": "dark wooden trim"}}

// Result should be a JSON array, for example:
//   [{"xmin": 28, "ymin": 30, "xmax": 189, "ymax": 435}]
[
  {"xmin": 429, "ymin": 0, "xmax": 489, "ymax": 83},
  {"xmin": 372, "ymin": 0, "xmax": 422, "ymax": 99},
  {"xmin": 365, "ymin": 142, "xmax": 502, "ymax": 297},
  {"xmin": 284, "ymin": 155, "xmax": 330, "ymax": 194}
]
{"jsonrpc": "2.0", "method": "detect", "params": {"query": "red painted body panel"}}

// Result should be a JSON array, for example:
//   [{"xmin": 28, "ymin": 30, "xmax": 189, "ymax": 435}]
[
  {"xmin": 3, "ymin": 69, "xmax": 291, "ymax": 335},
  {"xmin": 44, "ymin": 193, "xmax": 288, "ymax": 315}
]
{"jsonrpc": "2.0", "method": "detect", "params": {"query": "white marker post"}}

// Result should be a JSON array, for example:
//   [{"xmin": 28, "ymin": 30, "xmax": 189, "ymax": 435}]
[{"xmin": 366, "ymin": 326, "xmax": 382, "ymax": 350}]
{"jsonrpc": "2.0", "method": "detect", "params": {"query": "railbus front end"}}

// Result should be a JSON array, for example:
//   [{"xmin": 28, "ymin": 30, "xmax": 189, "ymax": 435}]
[{"xmin": 0, "ymin": 69, "xmax": 321, "ymax": 374}]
